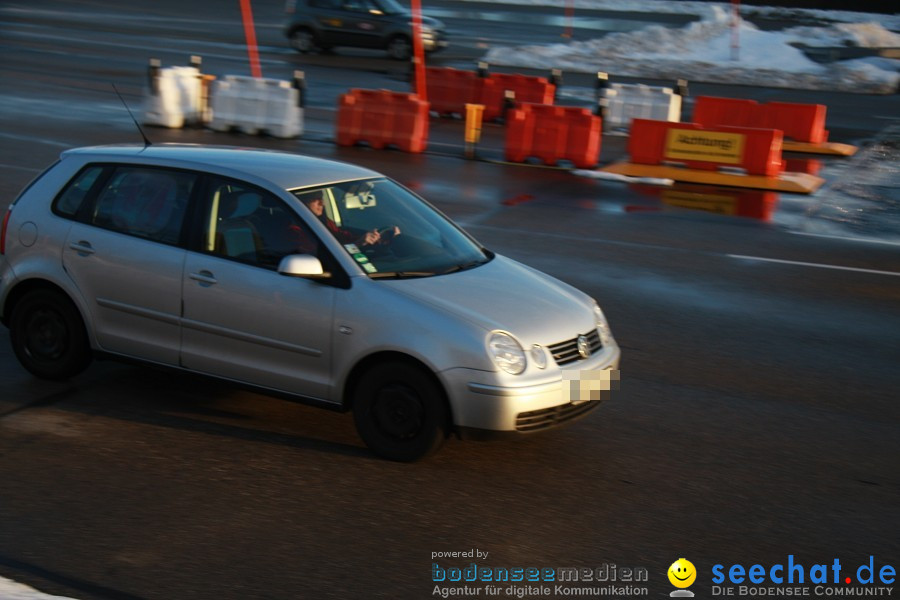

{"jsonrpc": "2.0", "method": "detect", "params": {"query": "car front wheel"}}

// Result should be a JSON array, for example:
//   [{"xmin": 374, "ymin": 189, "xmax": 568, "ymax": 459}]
[
  {"xmin": 10, "ymin": 289, "xmax": 92, "ymax": 380},
  {"xmin": 386, "ymin": 35, "xmax": 412, "ymax": 60},
  {"xmin": 352, "ymin": 361, "xmax": 449, "ymax": 461},
  {"xmin": 290, "ymin": 28, "xmax": 317, "ymax": 53}
]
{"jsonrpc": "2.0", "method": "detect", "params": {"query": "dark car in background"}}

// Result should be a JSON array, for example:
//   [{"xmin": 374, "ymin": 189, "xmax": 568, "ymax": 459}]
[{"xmin": 284, "ymin": 0, "xmax": 447, "ymax": 60}]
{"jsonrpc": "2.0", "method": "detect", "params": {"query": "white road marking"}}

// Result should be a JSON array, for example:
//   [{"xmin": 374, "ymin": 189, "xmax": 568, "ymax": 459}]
[
  {"xmin": 790, "ymin": 231, "xmax": 900, "ymax": 247},
  {"xmin": 728, "ymin": 254, "xmax": 900, "ymax": 277},
  {"xmin": 0, "ymin": 132, "xmax": 71, "ymax": 148},
  {"xmin": 0, "ymin": 163, "xmax": 44, "ymax": 172},
  {"xmin": 466, "ymin": 225, "xmax": 900, "ymax": 279}
]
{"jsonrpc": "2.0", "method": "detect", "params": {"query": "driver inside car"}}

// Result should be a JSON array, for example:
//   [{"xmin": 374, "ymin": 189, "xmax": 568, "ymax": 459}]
[{"xmin": 304, "ymin": 192, "xmax": 400, "ymax": 247}]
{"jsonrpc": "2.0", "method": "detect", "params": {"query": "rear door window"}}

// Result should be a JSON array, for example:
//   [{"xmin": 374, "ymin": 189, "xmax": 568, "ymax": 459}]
[{"xmin": 89, "ymin": 166, "xmax": 196, "ymax": 245}]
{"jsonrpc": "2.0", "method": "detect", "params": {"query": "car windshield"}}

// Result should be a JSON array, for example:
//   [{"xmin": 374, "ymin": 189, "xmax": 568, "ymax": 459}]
[
  {"xmin": 292, "ymin": 178, "xmax": 490, "ymax": 278},
  {"xmin": 374, "ymin": 0, "xmax": 405, "ymax": 15}
]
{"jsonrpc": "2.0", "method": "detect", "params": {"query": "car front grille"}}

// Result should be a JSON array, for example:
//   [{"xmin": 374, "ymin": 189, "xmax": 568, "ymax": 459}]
[
  {"xmin": 515, "ymin": 400, "xmax": 602, "ymax": 432},
  {"xmin": 547, "ymin": 329, "xmax": 602, "ymax": 366}
]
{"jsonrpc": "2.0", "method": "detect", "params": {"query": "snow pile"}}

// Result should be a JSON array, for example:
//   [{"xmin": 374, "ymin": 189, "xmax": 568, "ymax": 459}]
[
  {"xmin": 483, "ymin": 7, "xmax": 900, "ymax": 93},
  {"xmin": 796, "ymin": 124, "xmax": 900, "ymax": 241},
  {"xmin": 461, "ymin": 0, "xmax": 900, "ymax": 30},
  {"xmin": 743, "ymin": 6, "xmax": 900, "ymax": 30},
  {"xmin": 823, "ymin": 22, "xmax": 900, "ymax": 48},
  {"xmin": 786, "ymin": 22, "xmax": 900, "ymax": 59}
]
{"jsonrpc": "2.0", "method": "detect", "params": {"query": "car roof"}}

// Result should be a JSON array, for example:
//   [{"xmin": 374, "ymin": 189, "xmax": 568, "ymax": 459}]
[{"xmin": 60, "ymin": 144, "xmax": 380, "ymax": 191}]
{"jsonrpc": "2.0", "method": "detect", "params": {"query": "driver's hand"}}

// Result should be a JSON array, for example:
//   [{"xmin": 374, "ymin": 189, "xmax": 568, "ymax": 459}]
[
  {"xmin": 361, "ymin": 229, "xmax": 381, "ymax": 245},
  {"xmin": 391, "ymin": 225, "xmax": 401, "ymax": 237}
]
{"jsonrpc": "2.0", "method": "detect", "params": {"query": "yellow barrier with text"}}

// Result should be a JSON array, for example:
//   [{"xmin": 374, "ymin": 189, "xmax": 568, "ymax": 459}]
[{"xmin": 664, "ymin": 130, "xmax": 745, "ymax": 165}]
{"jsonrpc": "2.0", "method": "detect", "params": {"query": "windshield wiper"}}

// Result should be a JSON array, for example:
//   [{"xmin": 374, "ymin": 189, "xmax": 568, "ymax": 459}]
[
  {"xmin": 368, "ymin": 271, "xmax": 437, "ymax": 279},
  {"xmin": 440, "ymin": 260, "xmax": 488, "ymax": 275}
]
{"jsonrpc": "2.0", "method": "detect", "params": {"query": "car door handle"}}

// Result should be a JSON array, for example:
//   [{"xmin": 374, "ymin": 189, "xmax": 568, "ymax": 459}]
[
  {"xmin": 69, "ymin": 241, "xmax": 95, "ymax": 255},
  {"xmin": 189, "ymin": 270, "xmax": 218, "ymax": 285}
]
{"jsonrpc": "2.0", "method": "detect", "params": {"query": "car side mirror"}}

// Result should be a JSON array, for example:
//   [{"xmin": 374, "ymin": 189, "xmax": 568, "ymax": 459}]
[{"xmin": 277, "ymin": 254, "xmax": 330, "ymax": 279}]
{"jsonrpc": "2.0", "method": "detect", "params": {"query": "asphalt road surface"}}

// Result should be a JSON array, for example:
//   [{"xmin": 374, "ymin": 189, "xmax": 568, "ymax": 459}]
[{"xmin": 1, "ymin": 1, "xmax": 899, "ymax": 599}]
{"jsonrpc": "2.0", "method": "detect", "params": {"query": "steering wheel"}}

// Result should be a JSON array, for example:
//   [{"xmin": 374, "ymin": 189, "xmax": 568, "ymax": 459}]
[{"xmin": 376, "ymin": 226, "xmax": 398, "ymax": 240}]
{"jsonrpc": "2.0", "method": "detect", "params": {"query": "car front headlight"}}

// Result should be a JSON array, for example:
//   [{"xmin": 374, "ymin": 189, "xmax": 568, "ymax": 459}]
[
  {"xmin": 488, "ymin": 331, "xmax": 526, "ymax": 375},
  {"xmin": 593, "ymin": 302, "xmax": 615, "ymax": 347}
]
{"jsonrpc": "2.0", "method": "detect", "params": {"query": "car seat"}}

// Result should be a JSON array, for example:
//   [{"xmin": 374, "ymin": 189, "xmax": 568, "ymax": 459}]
[{"xmin": 216, "ymin": 191, "xmax": 263, "ymax": 262}]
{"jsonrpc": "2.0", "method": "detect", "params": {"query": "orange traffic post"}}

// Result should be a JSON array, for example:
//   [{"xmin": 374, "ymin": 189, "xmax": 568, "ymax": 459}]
[
  {"xmin": 410, "ymin": 0, "xmax": 427, "ymax": 102},
  {"xmin": 239, "ymin": 0, "xmax": 263, "ymax": 78},
  {"xmin": 464, "ymin": 103, "xmax": 485, "ymax": 159},
  {"xmin": 563, "ymin": 0, "xmax": 574, "ymax": 38}
]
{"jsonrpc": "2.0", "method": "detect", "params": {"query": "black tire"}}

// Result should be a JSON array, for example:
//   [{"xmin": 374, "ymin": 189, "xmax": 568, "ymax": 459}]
[
  {"xmin": 386, "ymin": 35, "xmax": 412, "ymax": 61},
  {"xmin": 352, "ymin": 361, "xmax": 449, "ymax": 461},
  {"xmin": 10, "ymin": 289, "xmax": 92, "ymax": 380},
  {"xmin": 290, "ymin": 28, "xmax": 317, "ymax": 53}
]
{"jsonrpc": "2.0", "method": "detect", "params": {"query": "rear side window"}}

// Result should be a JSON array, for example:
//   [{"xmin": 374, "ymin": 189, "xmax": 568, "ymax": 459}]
[
  {"xmin": 52, "ymin": 165, "xmax": 104, "ymax": 218},
  {"xmin": 90, "ymin": 167, "xmax": 196, "ymax": 245}
]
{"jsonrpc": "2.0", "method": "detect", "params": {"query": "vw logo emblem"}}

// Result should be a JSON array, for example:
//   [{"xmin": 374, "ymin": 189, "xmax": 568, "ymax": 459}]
[{"xmin": 577, "ymin": 335, "xmax": 590, "ymax": 359}]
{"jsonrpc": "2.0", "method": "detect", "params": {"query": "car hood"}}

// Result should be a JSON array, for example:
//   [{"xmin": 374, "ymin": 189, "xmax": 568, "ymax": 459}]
[{"xmin": 380, "ymin": 255, "xmax": 595, "ymax": 345}]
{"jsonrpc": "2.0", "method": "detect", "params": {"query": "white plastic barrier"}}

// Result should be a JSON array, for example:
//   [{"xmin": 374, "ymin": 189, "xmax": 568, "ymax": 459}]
[
  {"xmin": 143, "ymin": 66, "xmax": 206, "ymax": 128},
  {"xmin": 603, "ymin": 83, "xmax": 682, "ymax": 131},
  {"xmin": 209, "ymin": 75, "xmax": 303, "ymax": 138}
]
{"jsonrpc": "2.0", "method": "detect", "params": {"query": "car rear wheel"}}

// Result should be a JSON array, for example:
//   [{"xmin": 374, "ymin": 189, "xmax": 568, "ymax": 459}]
[
  {"xmin": 386, "ymin": 35, "xmax": 412, "ymax": 60},
  {"xmin": 10, "ymin": 289, "xmax": 92, "ymax": 380},
  {"xmin": 290, "ymin": 28, "xmax": 317, "ymax": 53},
  {"xmin": 352, "ymin": 361, "xmax": 449, "ymax": 461}
]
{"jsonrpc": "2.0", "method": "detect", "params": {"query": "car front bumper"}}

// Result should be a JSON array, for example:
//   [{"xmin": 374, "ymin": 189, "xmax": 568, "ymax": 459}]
[
  {"xmin": 422, "ymin": 33, "xmax": 448, "ymax": 52},
  {"xmin": 441, "ymin": 344, "xmax": 621, "ymax": 436}
]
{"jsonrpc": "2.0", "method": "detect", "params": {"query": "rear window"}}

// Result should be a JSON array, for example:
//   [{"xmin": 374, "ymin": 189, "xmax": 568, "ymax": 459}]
[{"xmin": 52, "ymin": 165, "xmax": 105, "ymax": 218}]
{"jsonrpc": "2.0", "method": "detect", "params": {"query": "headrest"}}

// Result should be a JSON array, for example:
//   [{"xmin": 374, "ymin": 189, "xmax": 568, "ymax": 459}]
[{"xmin": 224, "ymin": 192, "xmax": 261, "ymax": 218}]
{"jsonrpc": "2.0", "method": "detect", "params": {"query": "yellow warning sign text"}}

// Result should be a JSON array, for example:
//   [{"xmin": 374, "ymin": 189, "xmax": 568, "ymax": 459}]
[{"xmin": 665, "ymin": 130, "xmax": 745, "ymax": 164}]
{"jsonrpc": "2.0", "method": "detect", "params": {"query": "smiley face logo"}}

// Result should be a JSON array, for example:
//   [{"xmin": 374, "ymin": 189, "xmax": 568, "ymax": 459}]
[{"xmin": 668, "ymin": 558, "xmax": 696, "ymax": 588}]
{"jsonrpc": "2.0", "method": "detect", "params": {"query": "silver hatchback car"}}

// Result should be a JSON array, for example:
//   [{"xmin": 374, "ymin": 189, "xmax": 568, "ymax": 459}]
[{"xmin": 0, "ymin": 145, "xmax": 620, "ymax": 461}]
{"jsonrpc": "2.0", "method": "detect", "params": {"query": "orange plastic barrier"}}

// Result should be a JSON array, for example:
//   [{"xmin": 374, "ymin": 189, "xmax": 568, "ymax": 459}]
[
  {"xmin": 418, "ymin": 68, "xmax": 556, "ymax": 122},
  {"xmin": 629, "ymin": 119, "xmax": 783, "ymax": 177},
  {"xmin": 784, "ymin": 157, "xmax": 822, "ymax": 175},
  {"xmin": 764, "ymin": 101, "xmax": 828, "ymax": 144},
  {"xmin": 424, "ymin": 67, "xmax": 481, "ymax": 116},
  {"xmin": 336, "ymin": 89, "xmax": 429, "ymax": 153},
  {"xmin": 480, "ymin": 73, "xmax": 556, "ymax": 121},
  {"xmin": 693, "ymin": 96, "xmax": 828, "ymax": 144},
  {"xmin": 505, "ymin": 103, "xmax": 601, "ymax": 168}
]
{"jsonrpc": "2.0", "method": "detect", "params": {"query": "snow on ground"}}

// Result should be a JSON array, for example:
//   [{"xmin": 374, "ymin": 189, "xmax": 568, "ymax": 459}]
[
  {"xmin": 477, "ymin": 2, "xmax": 900, "ymax": 93},
  {"xmin": 792, "ymin": 124, "xmax": 900, "ymax": 242},
  {"xmin": 463, "ymin": 0, "xmax": 900, "ymax": 28}
]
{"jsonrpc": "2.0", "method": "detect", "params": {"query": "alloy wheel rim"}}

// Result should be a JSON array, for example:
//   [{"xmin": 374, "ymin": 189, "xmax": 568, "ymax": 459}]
[
  {"xmin": 25, "ymin": 307, "xmax": 68, "ymax": 361},
  {"xmin": 372, "ymin": 383, "xmax": 424, "ymax": 440}
]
